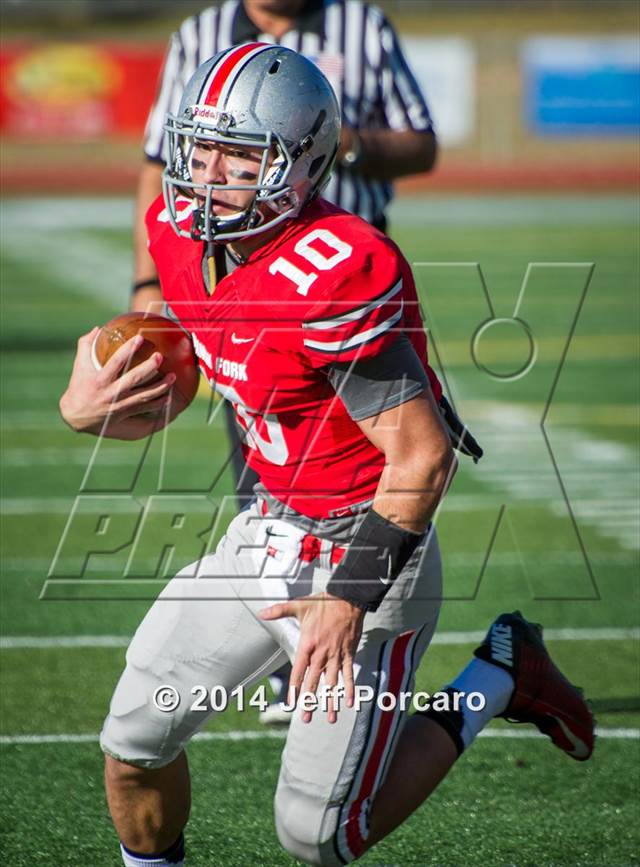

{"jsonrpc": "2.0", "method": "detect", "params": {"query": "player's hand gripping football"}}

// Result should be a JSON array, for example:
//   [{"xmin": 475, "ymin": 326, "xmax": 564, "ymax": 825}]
[
  {"xmin": 59, "ymin": 327, "xmax": 176, "ymax": 440},
  {"xmin": 260, "ymin": 593, "xmax": 365, "ymax": 724}
]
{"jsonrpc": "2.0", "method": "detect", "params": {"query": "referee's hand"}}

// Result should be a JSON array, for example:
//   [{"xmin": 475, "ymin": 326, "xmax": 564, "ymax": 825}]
[{"xmin": 259, "ymin": 592, "xmax": 364, "ymax": 724}]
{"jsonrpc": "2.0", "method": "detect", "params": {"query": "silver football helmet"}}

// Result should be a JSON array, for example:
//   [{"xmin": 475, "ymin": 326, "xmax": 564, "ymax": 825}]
[{"xmin": 163, "ymin": 43, "xmax": 341, "ymax": 243}]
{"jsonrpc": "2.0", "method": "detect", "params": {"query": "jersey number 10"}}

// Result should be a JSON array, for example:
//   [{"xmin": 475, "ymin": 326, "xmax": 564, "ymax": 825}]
[{"xmin": 268, "ymin": 228, "xmax": 352, "ymax": 296}]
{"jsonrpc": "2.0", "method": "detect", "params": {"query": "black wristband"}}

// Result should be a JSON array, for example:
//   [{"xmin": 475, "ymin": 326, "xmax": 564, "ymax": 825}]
[
  {"xmin": 131, "ymin": 278, "xmax": 161, "ymax": 295},
  {"xmin": 326, "ymin": 509, "xmax": 423, "ymax": 613}
]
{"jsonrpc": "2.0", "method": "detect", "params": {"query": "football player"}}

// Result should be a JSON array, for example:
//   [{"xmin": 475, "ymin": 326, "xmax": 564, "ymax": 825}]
[
  {"xmin": 134, "ymin": 0, "xmax": 441, "ymax": 725},
  {"xmin": 60, "ymin": 45, "xmax": 594, "ymax": 867}
]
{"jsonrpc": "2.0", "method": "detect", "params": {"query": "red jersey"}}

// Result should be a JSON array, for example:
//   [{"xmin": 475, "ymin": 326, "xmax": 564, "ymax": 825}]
[{"xmin": 147, "ymin": 196, "xmax": 442, "ymax": 519}]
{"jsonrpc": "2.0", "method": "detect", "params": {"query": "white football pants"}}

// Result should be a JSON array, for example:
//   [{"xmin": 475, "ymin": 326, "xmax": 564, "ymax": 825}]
[{"xmin": 101, "ymin": 500, "xmax": 442, "ymax": 866}]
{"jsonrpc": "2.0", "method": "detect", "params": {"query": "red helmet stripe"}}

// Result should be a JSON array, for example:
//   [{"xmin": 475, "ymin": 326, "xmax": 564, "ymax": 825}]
[
  {"xmin": 203, "ymin": 42, "xmax": 270, "ymax": 107},
  {"xmin": 197, "ymin": 46, "xmax": 235, "ymax": 104}
]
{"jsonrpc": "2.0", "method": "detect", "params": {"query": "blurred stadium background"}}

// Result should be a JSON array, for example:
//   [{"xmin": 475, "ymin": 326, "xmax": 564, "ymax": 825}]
[
  {"xmin": 1, "ymin": 2, "xmax": 639, "ymax": 865},
  {"xmin": 1, "ymin": 0, "xmax": 639, "ymax": 192}
]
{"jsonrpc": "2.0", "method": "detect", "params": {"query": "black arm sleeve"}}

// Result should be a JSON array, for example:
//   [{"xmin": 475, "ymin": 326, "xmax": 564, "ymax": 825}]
[
  {"xmin": 326, "ymin": 334, "xmax": 428, "ymax": 421},
  {"xmin": 327, "ymin": 334, "xmax": 484, "ymax": 460}
]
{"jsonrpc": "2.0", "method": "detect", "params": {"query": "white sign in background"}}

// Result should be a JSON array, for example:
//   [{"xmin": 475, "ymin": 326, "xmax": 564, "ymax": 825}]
[{"xmin": 401, "ymin": 37, "xmax": 476, "ymax": 147}]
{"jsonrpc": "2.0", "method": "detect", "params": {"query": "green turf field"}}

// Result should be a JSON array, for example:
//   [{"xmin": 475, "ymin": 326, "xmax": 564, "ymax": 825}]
[{"xmin": 1, "ymin": 195, "xmax": 638, "ymax": 866}]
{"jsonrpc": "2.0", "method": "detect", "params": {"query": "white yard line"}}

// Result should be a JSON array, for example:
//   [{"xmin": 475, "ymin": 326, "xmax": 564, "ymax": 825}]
[
  {"xmin": 461, "ymin": 403, "xmax": 639, "ymax": 551},
  {"xmin": 1, "ymin": 410, "xmax": 220, "ymax": 431},
  {"xmin": 389, "ymin": 195, "xmax": 639, "ymax": 226},
  {"xmin": 0, "ymin": 636, "xmax": 131, "ymax": 649},
  {"xmin": 432, "ymin": 627, "xmax": 640, "ymax": 644},
  {"xmin": 0, "ymin": 200, "xmax": 131, "ymax": 309},
  {"xmin": 1, "ymin": 228, "xmax": 130, "ymax": 310},
  {"xmin": 2, "ymin": 449, "xmax": 140, "ymax": 468},
  {"xmin": 1, "ymin": 727, "xmax": 637, "ymax": 746},
  {"xmin": 476, "ymin": 727, "xmax": 638, "ymax": 740},
  {"xmin": 3, "ymin": 196, "xmax": 637, "ymax": 233},
  {"xmin": 0, "ymin": 198, "xmax": 133, "ymax": 230},
  {"xmin": 2, "ymin": 627, "xmax": 637, "ymax": 651}
]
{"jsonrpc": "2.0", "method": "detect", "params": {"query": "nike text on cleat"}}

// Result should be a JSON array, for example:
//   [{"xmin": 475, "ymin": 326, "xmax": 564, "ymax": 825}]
[{"xmin": 474, "ymin": 610, "xmax": 595, "ymax": 761}]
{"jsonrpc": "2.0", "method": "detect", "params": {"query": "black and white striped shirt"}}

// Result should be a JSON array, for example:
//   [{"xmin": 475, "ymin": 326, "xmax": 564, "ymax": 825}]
[{"xmin": 144, "ymin": 0, "xmax": 434, "ymax": 225}]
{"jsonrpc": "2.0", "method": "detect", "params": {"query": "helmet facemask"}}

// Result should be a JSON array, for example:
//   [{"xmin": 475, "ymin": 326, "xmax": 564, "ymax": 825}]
[
  {"xmin": 163, "ymin": 108, "xmax": 300, "ymax": 243},
  {"xmin": 160, "ymin": 44, "xmax": 341, "ymax": 244}
]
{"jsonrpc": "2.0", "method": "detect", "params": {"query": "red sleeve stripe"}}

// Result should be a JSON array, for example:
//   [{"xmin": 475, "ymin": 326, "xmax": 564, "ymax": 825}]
[
  {"xmin": 303, "ymin": 278, "xmax": 402, "ymax": 331},
  {"xmin": 303, "ymin": 305, "xmax": 403, "ymax": 353}
]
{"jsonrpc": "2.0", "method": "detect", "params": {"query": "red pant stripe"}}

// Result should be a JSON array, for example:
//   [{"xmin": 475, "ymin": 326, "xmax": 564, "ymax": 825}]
[{"xmin": 344, "ymin": 629, "xmax": 416, "ymax": 858}]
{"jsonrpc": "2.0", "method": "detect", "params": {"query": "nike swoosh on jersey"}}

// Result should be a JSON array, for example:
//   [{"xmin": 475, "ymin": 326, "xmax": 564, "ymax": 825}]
[{"xmin": 231, "ymin": 333, "xmax": 254, "ymax": 344}]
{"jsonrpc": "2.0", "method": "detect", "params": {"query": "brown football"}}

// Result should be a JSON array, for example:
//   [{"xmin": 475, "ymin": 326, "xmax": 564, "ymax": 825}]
[{"xmin": 91, "ymin": 312, "xmax": 199, "ymax": 417}]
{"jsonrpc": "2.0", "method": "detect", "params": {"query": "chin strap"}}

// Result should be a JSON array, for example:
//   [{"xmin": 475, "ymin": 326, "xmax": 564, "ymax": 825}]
[
  {"xmin": 190, "ymin": 203, "xmax": 260, "ymax": 242},
  {"xmin": 205, "ymin": 242, "xmax": 217, "ymax": 295}
]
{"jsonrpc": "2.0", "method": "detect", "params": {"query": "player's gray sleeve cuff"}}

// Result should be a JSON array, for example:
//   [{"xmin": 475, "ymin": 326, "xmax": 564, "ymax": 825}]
[{"xmin": 326, "ymin": 334, "xmax": 429, "ymax": 421}]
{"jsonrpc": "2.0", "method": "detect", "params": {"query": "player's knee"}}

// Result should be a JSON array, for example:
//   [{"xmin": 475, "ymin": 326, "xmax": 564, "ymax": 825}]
[
  {"xmin": 101, "ymin": 712, "xmax": 180, "ymax": 769},
  {"xmin": 100, "ymin": 666, "xmax": 183, "ymax": 769},
  {"xmin": 275, "ymin": 784, "xmax": 346, "ymax": 867},
  {"xmin": 275, "ymin": 795, "xmax": 324, "ymax": 866}
]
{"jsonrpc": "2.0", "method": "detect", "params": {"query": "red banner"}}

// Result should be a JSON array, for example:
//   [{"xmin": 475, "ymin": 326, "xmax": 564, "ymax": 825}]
[{"xmin": 0, "ymin": 42, "xmax": 165, "ymax": 139}]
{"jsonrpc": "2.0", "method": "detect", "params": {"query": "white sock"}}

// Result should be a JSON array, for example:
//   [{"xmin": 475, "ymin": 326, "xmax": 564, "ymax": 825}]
[
  {"xmin": 120, "ymin": 835, "xmax": 184, "ymax": 867},
  {"xmin": 447, "ymin": 657, "xmax": 514, "ymax": 749},
  {"xmin": 121, "ymin": 850, "xmax": 183, "ymax": 867}
]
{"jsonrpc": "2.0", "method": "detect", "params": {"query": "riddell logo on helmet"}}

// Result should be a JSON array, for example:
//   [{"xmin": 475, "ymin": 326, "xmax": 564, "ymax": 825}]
[{"xmin": 191, "ymin": 104, "xmax": 221, "ymax": 121}]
